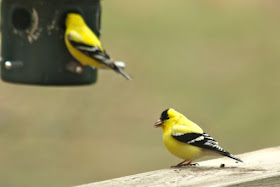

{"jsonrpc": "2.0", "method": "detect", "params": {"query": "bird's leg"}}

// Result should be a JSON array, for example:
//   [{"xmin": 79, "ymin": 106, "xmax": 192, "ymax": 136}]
[
  {"xmin": 171, "ymin": 160, "xmax": 188, "ymax": 168},
  {"xmin": 182, "ymin": 161, "xmax": 199, "ymax": 167}
]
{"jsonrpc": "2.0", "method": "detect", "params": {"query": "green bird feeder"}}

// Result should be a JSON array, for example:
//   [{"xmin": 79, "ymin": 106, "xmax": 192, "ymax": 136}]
[{"xmin": 1, "ymin": 0, "xmax": 101, "ymax": 85}]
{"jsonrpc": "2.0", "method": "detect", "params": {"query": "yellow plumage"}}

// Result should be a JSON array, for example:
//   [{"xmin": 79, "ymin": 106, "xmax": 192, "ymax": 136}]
[
  {"xmin": 65, "ymin": 13, "xmax": 132, "ymax": 79},
  {"xmin": 163, "ymin": 125, "xmax": 204, "ymax": 162},
  {"xmin": 155, "ymin": 108, "xmax": 242, "ymax": 167}
]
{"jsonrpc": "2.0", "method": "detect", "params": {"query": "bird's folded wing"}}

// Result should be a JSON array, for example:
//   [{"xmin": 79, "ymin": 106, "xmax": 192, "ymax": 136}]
[
  {"xmin": 171, "ymin": 127, "xmax": 226, "ymax": 153},
  {"xmin": 67, "ymin": 32, "xmax": 111, "ymax": 66},
  {"xmin": 171, "ymin": 125, "xmax": 243, "ymax": 162}
]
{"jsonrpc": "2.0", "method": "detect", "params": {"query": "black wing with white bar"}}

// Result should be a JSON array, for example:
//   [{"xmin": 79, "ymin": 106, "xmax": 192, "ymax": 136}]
[
  {"xmin": 67, "ymin": 35, "xmax": 112, "ymax": 67},
  {"xmin": 172, "ymin": 132, "xmax": 243, "ymax": 162}
]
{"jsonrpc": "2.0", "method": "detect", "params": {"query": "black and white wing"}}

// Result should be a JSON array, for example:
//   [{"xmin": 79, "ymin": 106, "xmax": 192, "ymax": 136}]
[
  {"xmin": 67, "ymin": 33, "xmax": 132, "ymax": 80},
  {"xmin": 172, "ymin": 132, "xmax": 243, "ymax": 162},
  {"xmin": 67, "ymin": 33, "xmax": 112, "ymax": 67}
]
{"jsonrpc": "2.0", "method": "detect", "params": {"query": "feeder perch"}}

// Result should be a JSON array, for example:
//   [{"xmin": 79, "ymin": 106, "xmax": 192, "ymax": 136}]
[{"xmin": 1, "ymin": 0, "xmax": 101, "ymax": 85}]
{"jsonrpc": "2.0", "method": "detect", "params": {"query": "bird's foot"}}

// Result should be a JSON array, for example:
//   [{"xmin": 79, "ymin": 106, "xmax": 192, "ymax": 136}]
[
  {"xmin": 183, "ymin": 162, "xmax": 199, "ymax": 167},
  {"xmin": 171, "ymin": 161, "xmax": 199, "ymax": 168}
]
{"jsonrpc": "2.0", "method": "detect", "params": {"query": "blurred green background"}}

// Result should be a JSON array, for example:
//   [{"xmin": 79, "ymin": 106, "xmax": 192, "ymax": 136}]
[{"xmin": 1, "ymin": 0, "xmax": 280, "ymax": 186}]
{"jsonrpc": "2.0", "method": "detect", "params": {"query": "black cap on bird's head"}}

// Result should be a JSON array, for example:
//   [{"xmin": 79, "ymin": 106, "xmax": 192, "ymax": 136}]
[
  {"xmin": 160, "ymin": 109, "xmax": 170, "ymax": 121},
  {"xmin": 154, "ymin": 108, "xmax": 170, "ymax": 127}
]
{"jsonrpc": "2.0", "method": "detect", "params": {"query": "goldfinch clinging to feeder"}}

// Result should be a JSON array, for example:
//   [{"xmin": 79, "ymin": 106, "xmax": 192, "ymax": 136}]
[
  {"xmin": 155, "ymin": 108, "xmax": 243, "ymax": 167},
  {"xmin": 65, "ymin": 13, "xmax": 132, "ymax": 80}
]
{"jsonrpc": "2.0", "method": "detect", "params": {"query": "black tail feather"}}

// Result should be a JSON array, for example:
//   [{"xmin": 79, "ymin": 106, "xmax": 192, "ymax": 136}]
[
  {"xmin": 112, "ymin": 63, "xmax": 132, "ymax": 80},
  {"xmin": 220, "ymin": 151, "xmax": 243, "ymax": 163}
]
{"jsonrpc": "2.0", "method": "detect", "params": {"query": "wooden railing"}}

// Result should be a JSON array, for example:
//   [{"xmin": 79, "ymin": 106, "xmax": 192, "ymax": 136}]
[{"xmin": 76, "ymin": 146, "xmax": 280, "ymax": 187}]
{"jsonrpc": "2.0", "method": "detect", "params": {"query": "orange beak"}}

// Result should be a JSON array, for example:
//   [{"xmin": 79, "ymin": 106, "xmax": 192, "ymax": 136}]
[{"xmin": 154, "ymin": 119, "xmax": 163, "ymax": 127}]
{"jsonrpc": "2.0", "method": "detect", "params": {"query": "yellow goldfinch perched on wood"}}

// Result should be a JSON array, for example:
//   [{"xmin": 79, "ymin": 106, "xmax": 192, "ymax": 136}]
[
  {"xmin": 155, "ymin": 108, "xmax": 243, "ymax": 167},
  {"xmin": 65, "ymin": 13, "xmax": 132, "ymax": 80}
]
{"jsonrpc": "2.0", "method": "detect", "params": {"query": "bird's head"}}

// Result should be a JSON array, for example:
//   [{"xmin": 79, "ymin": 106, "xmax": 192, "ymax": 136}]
[
  {"xmin": 65, "ymin": 13, "xmax": 86, "ymax": 28},
  {"xmin": 154, "ymin": 108, "xmax": 180, "ymax": 129}
]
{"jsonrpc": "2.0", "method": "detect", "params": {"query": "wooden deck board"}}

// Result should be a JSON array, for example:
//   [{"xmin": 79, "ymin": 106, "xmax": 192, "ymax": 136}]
[{"xmin": 77, "ymin": 146, "xmax": 280, "ymax": 187}]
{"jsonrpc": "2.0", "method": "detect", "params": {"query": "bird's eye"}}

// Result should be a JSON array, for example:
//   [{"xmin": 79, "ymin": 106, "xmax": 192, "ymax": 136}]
[{"xmin": 160, "ymin": 109, "xmax": 170, "ymax": 120}]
